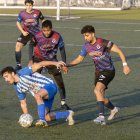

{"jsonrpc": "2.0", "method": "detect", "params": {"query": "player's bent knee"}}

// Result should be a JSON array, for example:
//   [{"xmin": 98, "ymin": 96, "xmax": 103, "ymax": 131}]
[{"xmin": 45, "ymin": 114, "xmax": 51, "ymax": 122}]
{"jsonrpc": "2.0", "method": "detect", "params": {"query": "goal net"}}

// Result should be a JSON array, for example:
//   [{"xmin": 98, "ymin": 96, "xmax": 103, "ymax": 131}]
[{"xmin": 0, "ymin": 0, "xmax": 132, "ymax": 20}]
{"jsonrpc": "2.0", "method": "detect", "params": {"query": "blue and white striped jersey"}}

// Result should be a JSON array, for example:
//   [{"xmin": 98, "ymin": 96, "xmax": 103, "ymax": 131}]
[{"xmin": 14, "ymin": 65, "xmax": 54, "ymax": 100}]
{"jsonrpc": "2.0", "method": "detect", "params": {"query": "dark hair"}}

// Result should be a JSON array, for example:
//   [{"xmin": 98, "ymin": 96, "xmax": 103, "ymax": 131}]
[
  {"xmin": 24, "ymin": 0, "xmax": 34, "ymax": 5},
  {"xmin": 1, "ymin": 66, "xmax": 16, "ymax": 76},
  {"xmin": 81, "ymin": 25, "xmax": 95, "ymax": 34},
  {"xmin": 42, "ymin": 20, "xmax": 52, "ymax": 29}
]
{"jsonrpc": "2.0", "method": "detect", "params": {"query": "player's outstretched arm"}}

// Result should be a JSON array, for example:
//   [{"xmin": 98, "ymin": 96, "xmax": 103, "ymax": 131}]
[
  {"xmin": 111, "ymin": 44, "xmax": 130, "ymax": 75},
  {"xmin": 66, "ymin": 55, "xmax": 85, "ymax": 67},
  {"xmin": 33, "ymin": 61, "xmax": 66, "ymax": 72},
  {"xmin": 20, "ymin": 98, "xmax": 28, "ymax": 114}
]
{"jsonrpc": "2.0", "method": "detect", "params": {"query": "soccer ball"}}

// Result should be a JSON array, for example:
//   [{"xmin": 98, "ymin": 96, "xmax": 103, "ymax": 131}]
[{"xmin": 19, "ymin": 114, "xmax": 33, "ymax": 128}]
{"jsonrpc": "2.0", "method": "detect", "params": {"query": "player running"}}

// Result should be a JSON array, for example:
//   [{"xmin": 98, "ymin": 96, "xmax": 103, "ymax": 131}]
[
  {"xmin": 14, "ymin": 0, "xmax": 45, "ymax": 71},
  {"xmin": 28, "ymin": 20, "xmax": 72, "ymax": 111},
  {"xmin": 66, "ymin": 25, "xmax": 130, "ymax": 125},
  {"xmin": 1, "ymin": 61, "xmax": 74, "ymax": 127}
]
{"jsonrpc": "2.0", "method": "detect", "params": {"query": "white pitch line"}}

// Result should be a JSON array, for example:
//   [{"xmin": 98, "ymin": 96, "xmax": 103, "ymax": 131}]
[{"xmin": 0, "ymin": 42, "xmax": 140, "ymax": 48}]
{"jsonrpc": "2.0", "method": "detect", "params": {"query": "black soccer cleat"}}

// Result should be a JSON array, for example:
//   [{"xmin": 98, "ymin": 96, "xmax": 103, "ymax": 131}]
[
  {"xmin": 61, "ymin": 104, "xmax": 72, "ymax": 111},
  {"xmin": 14, "ymin": 65, "xmax": 22, "ymax": 71}
]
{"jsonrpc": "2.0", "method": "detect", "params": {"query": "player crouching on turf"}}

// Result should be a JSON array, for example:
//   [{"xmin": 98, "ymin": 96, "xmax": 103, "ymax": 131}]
[
  {"xmin": 1, "ymin": 61, "xmax": 74, "ymax": 127},
  {"xmin": 66, "ymin": 25, "xmax": 130, "ymax": 125}
]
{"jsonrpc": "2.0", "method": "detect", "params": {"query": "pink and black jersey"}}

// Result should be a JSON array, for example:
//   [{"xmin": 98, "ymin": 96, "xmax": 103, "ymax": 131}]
[
  {"xmin": 33, "ymin": 31, "xmax": 64, "ymax": 60},
  {"xmin": 17, "ymin": 9, "xmax": 44, "ymax": 35},
  {"xmin": 80, "ymin": 38, "xmax": 114, "ymax": 73}
]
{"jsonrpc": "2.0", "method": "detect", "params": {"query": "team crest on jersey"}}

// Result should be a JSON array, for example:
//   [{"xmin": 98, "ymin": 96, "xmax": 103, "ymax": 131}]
[
  {"xmin": 97, "ymin": 45, "xmax": 101, "ymax": 49},
  {"xmin": 52, "ymin": 39, "xmax": 56, "ymax": 43},
  {"xmin": 25, "ymin": 79, "xmax": 29, "ymax": 83},
  {"xmin": 33, "ymin": 14, "xmax": 37, "ymax": 17}
]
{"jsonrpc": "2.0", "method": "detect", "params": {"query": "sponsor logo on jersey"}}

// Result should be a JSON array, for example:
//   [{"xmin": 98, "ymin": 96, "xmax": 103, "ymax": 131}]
[{"xmin": 89, "ymin": 51, "xmax": 102, "ymax": 56}]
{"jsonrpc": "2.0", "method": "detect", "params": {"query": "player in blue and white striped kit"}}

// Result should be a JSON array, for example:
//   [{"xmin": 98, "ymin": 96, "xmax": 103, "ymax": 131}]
[
  {"xmin": 1, "ymin": 61, "xmax": 74, "ymax": 127},
  {"xmin": 66, "ymin": 25, "xmax": 130, "ymax": 125}
]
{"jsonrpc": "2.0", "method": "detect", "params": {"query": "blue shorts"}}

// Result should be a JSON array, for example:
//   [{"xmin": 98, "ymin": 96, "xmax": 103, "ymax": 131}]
[{"xmin": 41, "ymin": 82, "xmax": 57, "ymax": 111}]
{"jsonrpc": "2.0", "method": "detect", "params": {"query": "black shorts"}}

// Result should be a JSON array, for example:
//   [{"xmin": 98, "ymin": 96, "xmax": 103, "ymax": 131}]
[
  {"xmin": 34, "ymin": 57, "xmax": 61, "ymax": 76},
  {"xmin": 94, "ymin": 69, "xmax": 115, "ymax": 89},
  {"xmin": 17, "ymin": 33, "xmax": 34, "ymax": 46}
]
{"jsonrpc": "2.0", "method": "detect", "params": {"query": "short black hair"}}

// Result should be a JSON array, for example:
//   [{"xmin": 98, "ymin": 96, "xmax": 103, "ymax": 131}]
[
  {"xmin": 81, "ymin": 25, "xmax": 95, "ymax": 34},
  {"xmin": 42, "ymin": 20, "xmax": 52, "ymax": 29},
  {"xmin": 1, "ymin": 66, "xmax": 16, "ymax": 76},
  {"xmin": 24, "ymin": 0, "xmax": 34, "ymax": 5}
]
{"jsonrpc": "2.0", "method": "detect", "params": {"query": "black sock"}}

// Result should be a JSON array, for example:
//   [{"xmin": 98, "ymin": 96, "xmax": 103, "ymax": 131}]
[
  {"xmin": 15, "ymin": 51, "xmax": 21, "ymax": 65},
  {"xmin": 104, "ymin": 100, "xmax": 114, "ymax": 110},
  {"xmin": 97, "ymin": 101, "xmax": 104, "ymax": 116},
  {"xmin": 58, "ymin": 86, "xmax": 66, "ymax": 101}
]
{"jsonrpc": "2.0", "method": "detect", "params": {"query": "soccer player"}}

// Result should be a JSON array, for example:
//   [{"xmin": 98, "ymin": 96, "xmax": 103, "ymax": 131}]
[
  {"xmin": 14, "ymin": 0, "xmax": 45, "ymax": 71},
  {"xmin": 1, "ymin": 61, "xmax": 74, "ymax": 127},
  {"xmin": 66, "ymin": 25, "xmax": 130, "ymax": 125},
  {"xmin": 28, "ymin": 20, "xmax": 71, "ymax": 111}
]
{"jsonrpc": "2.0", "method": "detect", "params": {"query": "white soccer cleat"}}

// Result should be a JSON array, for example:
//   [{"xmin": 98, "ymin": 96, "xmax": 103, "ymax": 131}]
[
  {"xmin": 66, "ymin": 110, "xmax": 75, "ymax": 125},
  {"xmin": 35, "ymin": 120, "xmax": 48, "ymax": 127},
  {"xmin": 108, "ymin": 107, "xmax": 120, "ymax": 120},
  {"xmin": 94, "ymin": 116, "xmax": 106, "ymax": 125}
]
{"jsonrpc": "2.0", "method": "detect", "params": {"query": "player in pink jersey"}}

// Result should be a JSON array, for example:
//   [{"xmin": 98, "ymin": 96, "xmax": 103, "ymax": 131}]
[
  {"xmin": 14, "ymin": 0, "xmax": 45, "ymax": 71},
  {"xmin": 28, "ymin": 20, "xmax": 72, "ymax": 111}
]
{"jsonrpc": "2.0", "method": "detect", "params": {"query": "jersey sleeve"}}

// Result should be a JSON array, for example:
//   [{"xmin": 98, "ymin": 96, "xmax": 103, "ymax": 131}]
[
  {"xmin": 80, "ymin": 44, "xmax": 88, "ymax": 56},
  {"xmin": 18, "ymin": 66, "xmax": 34, "ymax": 76},
  {"xmin": 58, "ymin": 35, "xmax": 65, "ymax": 48},
  {"xmin": 17, "ymin": 12, "xmax": 22, "ymax": 22},
  {"xmin": 39, "ymin": 11, "xmax": 44, "ymax": 20},
  {"xmin": 102, "ymin": 39, "xmax": 114, "ymax": 50},
  {"xmin": 14, "ymin": 85, "xmax": 26, "ymax": 100}
]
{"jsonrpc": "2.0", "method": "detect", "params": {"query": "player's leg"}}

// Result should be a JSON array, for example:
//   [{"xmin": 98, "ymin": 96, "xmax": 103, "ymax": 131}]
[
  {"xmin": 15, "ymin": 42, "xmax": 23, "ymax": 71},
  {"xmin": 44, "ymin": 99, "xmax": 74, "ymax": 125},
  {"xmin": 46, "ymin": 65, "xmax": 72, "ymax": 110},
  {"xmin": 34, "ymin": 88, "xmax": 49, "ymax": 127},
  {"xmin": 93, "ymin": 82, "xmax": 106, "ymax": 125}
]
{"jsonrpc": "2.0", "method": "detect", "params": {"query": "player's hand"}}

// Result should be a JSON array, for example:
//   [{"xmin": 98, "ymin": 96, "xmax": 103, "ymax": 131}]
[
  {"xmin": 62, "ymin": 66, "xmax": 68, "ymax": 74},
  {"xmin": 28, "ymin": 60, "xmax": 34, "ymax": 66},
  {"xmin": 23, "ymin": 31, "xmax": 29, "ymax": 36},
  {"xmin": 56, "ymin": 61, "xmax": 66, "ymax": 68},
  {"xmin": 123, "ymin": 65, "xmax": 130, "ymax": 75}
]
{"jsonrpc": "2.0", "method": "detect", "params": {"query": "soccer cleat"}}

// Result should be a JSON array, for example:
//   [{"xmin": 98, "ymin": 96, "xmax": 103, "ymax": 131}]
[
  {"xmin": 61, "ymin": 104, "xmax": 72, "ymax": 110},
  {"xmin": 66, "ymin": 110, "xmax": 75, "ymax": 125},
  {"xmin": 108, "ymin": 107, "xmax": 120, "ymax": 120},
  {"xmin": 14, "ymin": 65, "xmax": 22, "ymax": 71},
  {"xmin": 94, "ymin": 116, "xmax": 106, "ymax": 125},
  {"xmin": 35, "ymin": 120, "xmax": 48, "ymax": 127}
]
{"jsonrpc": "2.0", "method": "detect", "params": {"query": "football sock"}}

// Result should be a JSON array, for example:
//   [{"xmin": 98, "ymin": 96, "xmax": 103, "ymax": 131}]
[
  {"xmin": 55, "ymin": 111, "xmax": 69, "ymax": 120},
  {"xmin": 61, "ymin": 101, "xmax": 66, "ymax": 105},
  {"xmin": 15, "ymin": 51, "xmax": 21, "ymax": 65},
  {"xmin": 58, "ymin": 86, "xmax": 66, "ymax": 102},
  {"xmin": 37, "ymin": 104, "xmax": 45, "ymax": 120},
  {"xmin": 104, "ymin": 100, "xmax": 115, "ymax": 110},
  {"xmin": 97, "ymin": 101, "xmax": 104, "ymax": 116}
]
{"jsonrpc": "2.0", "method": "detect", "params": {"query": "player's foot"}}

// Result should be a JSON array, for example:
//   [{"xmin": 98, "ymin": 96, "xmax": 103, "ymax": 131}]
[
  {"xmin": 108, "ymin": 107, "xmax": 120, "ymax": 120},
  {"xmin": 14, "ymin": 65, "xmax": 22, "ymax": 71},
  {"xmin": 42, "ymin": 67, "xmax": 48, "ymax": 74},
  {"xmin": 35, "ymin": 120, "xmax": 48, "ymax": 127},
  {"xmin": 66, "ymin": 110, "xmax": 75, "ymax": 125},
  {"xmin": 94, "ymin": 116, "xmax": 106, "ymax": 125},
  {"xmin": 61, "ymin": 104, "xmax": 72, "ymax": 110}
]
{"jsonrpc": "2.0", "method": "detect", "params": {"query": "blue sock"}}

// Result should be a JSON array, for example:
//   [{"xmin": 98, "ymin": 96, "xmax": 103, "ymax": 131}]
[
  {"xmin": 37, "ymin": 104, "xmax": 45, "ymax": 120},
  {"xmin": 55, "ymin": 111, "xmax": 69, "ymax": 120}
]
